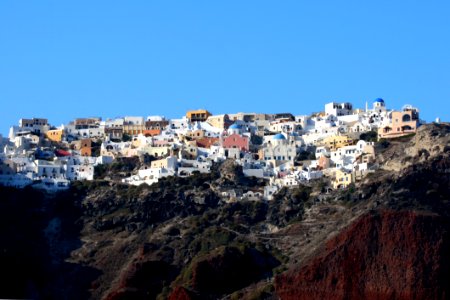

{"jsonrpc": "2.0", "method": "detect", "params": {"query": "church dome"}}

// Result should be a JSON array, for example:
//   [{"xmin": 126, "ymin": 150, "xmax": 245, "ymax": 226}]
[
  {"xmin": 229, "ymin": 123, "xmax": 242, "ymax": 129},
  {"xmin": 273, "ymin": 133, "xmax": 286, "ymax": 140}
]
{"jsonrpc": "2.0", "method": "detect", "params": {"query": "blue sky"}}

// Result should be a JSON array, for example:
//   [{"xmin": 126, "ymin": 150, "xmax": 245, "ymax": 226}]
[{"xmin": 1, "ymin": 1, "xmax": 450, "ymax": 135}]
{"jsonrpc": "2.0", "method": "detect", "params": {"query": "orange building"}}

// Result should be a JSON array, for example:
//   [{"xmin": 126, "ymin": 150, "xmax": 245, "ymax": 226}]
[
  {"xmin": 143, "ymin": 129, "xmax": 162, "ymax": 137},
  {"xmin": 196, "ymin": 137, "xmax": 219, "ymax": 149},
  {"xmin": 186, "ymin": 109, "xmax": 212, "ymax": 123},
  {"xmin": 80, "ymin": 139, "xmax": 92, "ymax": 156}
]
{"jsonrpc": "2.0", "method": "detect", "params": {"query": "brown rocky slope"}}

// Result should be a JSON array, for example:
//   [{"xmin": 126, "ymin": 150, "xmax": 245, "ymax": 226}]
[
  {"xmin": 275, "ymin": 209, "xmax": 450, "ymax": 300},
  {"xmin": 275, "ymin": 123, "xmax": 450, "ymax": 300},
  {"xmin": 2, "ymin": 123, "xmax": 450, "ymax": 299}
]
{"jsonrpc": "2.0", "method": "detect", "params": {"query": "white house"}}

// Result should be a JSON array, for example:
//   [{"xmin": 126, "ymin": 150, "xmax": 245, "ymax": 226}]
[
  {"xmin": 102, "ymin": 118, "xmax": 124, "ymax": 128},
  {"xmin": 124, "ymin": 116, "xmax": 145, "ymax": 125},
  {"xmin": 264, "ymin": 184, "xmax": 280, "ymax": 201},
  {"xmin": 260, "ymin": 134, "xmax": 297, "ymax": 165},
  {"xmin": 122, "ymin": 167, "xmax": 175, "ymax": 186},
  {"xmin": 325, "ymin": 102, "xmax": 353, "ymax": 117},
  {"xmin": 300, "ymin": 167, "xmax": 323, "ymax": 181}
]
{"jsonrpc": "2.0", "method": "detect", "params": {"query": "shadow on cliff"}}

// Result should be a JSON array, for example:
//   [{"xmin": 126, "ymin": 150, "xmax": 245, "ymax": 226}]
[{"xmin": 0, "ymin": 185, "xmax": 101, "ymax": 300}]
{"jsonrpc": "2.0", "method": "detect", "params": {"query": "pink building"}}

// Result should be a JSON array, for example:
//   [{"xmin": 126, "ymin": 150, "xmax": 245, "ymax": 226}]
[
  {"xmin": 378, "ymin": 107, "xmax": 420, "ymax": 139},
  {"xmin": 222, "ymin": 134, "xmax": 249, "ymax": 151}
]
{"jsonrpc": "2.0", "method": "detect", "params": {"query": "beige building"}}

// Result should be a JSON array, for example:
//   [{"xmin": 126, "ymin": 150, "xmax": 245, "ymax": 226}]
[
  {"xmin": 19, "ymin": 118, "xmax": 48, "ymax": 128},
  {"xmin": 74, "ymin": 117, "xmax": 101, "ymax": 127},
  {"xmin": 378, "ymin": 107, "xmax": 420, "ymax": 139},
  {"xmin": 18, "ymin": 118, "xmax": 49, "ymax": 135},
  {"xmin": 179, "ymin": 142, "xmax": 198, "ymax": 160},
  {"xmin": 228, "ymin": 113, "xmax": 268, "ymax": 122},
  {"xmin": 185, "ymin": 129, "xmax": 206, "ymax": 139},
  {"xmin": 206, "ymin": 114, "xmax": 231, "ymax": 129},
  {"xmin": 355, "ymin": 140, "xmax": 375, "ymax": 164},
  {"xmin": 123, "ymin": 124, "xmax": 146, "ymax": 136},
  {"xmin": 150, "ymin": 156, "xmax": 177, "ymax": 169},
  {"xmin": 140, "ymin": 146, "xmax": 171, "ymax": 158}
]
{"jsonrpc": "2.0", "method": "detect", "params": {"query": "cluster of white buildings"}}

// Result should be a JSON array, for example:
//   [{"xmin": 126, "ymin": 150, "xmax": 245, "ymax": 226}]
[{"xmin": 0, "ymin": 99, "xmax": 423, "ymax": 198}]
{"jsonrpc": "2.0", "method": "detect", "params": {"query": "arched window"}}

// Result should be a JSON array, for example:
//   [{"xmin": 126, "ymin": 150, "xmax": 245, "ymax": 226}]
[
  {"xmin": 402, "ymin": 125, "xmax": 412, "ymax": 131},
  {"xmin": 402, "ymin": 114, "xmax": 411, "ymax": 122}
]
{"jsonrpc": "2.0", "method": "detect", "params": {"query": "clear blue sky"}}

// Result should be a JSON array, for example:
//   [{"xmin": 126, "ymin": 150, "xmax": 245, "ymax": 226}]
[{"xmin": 1, "ymin": 1, "xmax": 450, "ymax": 135}]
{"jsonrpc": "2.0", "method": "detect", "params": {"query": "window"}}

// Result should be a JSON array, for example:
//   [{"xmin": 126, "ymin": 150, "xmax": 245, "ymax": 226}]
[{"xmin": 402, "ymin": 114, "xmax": 411, "ymax": 122}]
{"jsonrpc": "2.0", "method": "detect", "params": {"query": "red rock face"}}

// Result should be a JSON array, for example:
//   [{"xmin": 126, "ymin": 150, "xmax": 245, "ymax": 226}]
[
  {"xmin": 168, "ymin": 287, "xmax": 197, "ymax": 300},
  {"xmin": 275, "ymin": 210, "xmax": 450, "ymax": 300}
]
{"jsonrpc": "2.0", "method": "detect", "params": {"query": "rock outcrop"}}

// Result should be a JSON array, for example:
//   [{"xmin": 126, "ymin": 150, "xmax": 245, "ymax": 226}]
[{"xmin": 275, "ymin": 209, "xmax": 450, "ymax": 300}]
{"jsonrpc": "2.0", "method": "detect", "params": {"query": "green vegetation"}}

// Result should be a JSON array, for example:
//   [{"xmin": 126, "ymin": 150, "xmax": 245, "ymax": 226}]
[
  {"xmin": 268, "ymin": 185, "xmax": 312, "ymax": 226},
  {"xmin": 122, "ymin": 133, "xmax": 132, "ymax": 142},
  {"xmin": 359, "ymin": 130, "xmax": 378, "ymax": 142},
  {"xmin": 187, "ymin": 226, "xmax": 237, "ymax": 256},
  {"xmin": 378, "ymin": 138, "xmax": 390, "ymax": 148},
  {"xmin": 295, "ymin": 149, "xmax": 316, "ymax": 162},
  {"xmin": 251, "ymin": 134, "xmax": 263, "ymax": 145},
  {"xmin": 91, "ymin": 140, "xmax": 102, "ymax": 156},
  {"xmin": 94, "ymin": 164, "xmax": 108, "ymax": 178}
]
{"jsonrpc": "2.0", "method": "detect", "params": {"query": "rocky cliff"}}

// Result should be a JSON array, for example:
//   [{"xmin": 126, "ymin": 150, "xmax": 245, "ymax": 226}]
[
  {"xmin": 1, "ymin": 123, "xmax": 450, "ymax": 300},
  {"xmin": 275, "ymin": 123, "xmax": 450, "ymax": 300},
  {"xmin": 275, "ymin": 210, "xmax": 450, "ymax": 300}
]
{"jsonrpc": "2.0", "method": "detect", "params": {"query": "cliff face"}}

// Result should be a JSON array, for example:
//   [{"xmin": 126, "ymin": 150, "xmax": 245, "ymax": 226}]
[
  {"xmin": 3, "ymin": 124, "xmax": 450, "ymax": 300},
  {"xmin": 275, "ymin": 210, "xmax": 450, "ymax": 300},
  {"xmin": 275, "ymin": 124, "xmax": 450, "ymax": 300}
]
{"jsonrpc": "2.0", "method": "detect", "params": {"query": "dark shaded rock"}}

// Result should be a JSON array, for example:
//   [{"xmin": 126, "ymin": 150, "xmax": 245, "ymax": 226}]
[
  {"xmin": 104, "ymin": 260, "xmax": 178, "ymax": 300},
  {"xmin": 189, "ymin": 246, "xmax": 279, "ymax": 297}
]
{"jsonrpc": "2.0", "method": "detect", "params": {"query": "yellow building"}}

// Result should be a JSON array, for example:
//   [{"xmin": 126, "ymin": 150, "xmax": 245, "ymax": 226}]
[
  {"xmin": 322, "ymin": 135, "xmax": 353, "ymax": 151},
  {"xmin": 186, "ymin": 109, "xmax": 212, "ymax": 123},
  {"xmin": 45, "ymin": 129, "xmax": 63, "ymax": 142},
  {"xmin": 332, "ymin": 169, "xmax": 354, "ymax": 189}
]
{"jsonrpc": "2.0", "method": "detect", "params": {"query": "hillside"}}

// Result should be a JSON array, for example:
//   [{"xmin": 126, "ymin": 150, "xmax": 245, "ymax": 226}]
[{"xmin": 1, "ymin": 123, "xmax": 450, "ymax": 299}]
